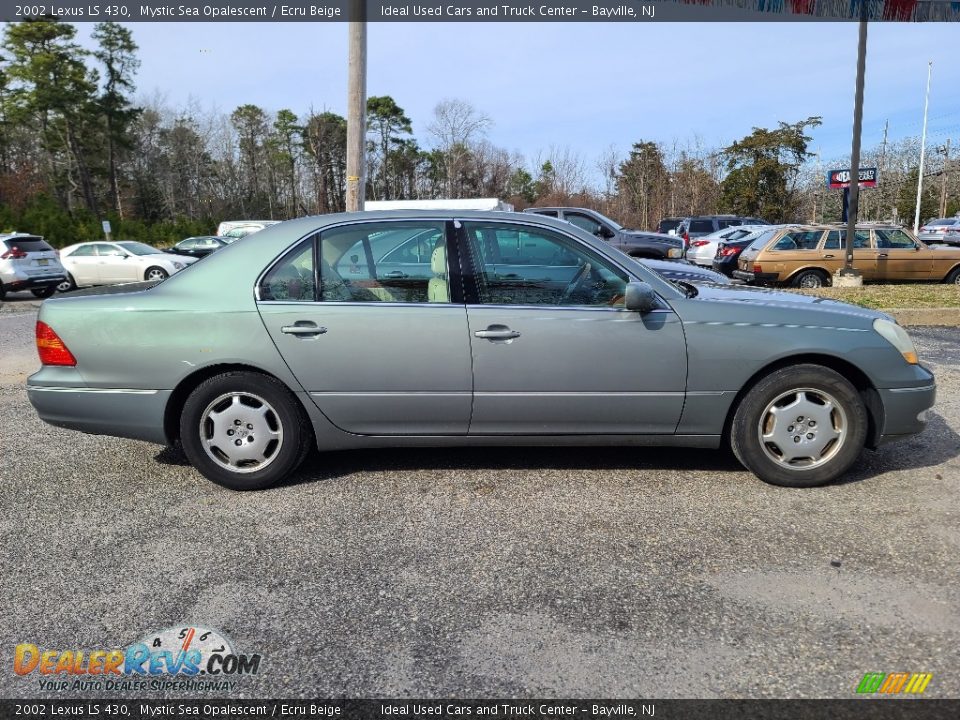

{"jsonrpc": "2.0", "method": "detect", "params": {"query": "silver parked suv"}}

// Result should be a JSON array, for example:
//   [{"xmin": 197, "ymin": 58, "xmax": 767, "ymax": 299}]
[{"xmin": 0, "ymin": 234, "xmax": 67, "ymax": 300}]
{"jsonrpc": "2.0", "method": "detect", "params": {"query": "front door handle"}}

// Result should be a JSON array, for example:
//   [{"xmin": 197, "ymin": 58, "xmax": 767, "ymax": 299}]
[
  {"xmin": 823, "ymin": 254, "xmax": 835, "ymax": 258},
  {"xmin": 383, "ymin": 270, "xmax": 406, "ymax": 279},
  {"xmin": 281, "ymin": 322, "xmax": 327, "ymax": 337},
  {"xmin": 878, "ymin": 253, "xmax": 889, "ymax": 258},
  {"xmin": 475, "ymin": 325, "xmax": 521, "ymax": 341}
]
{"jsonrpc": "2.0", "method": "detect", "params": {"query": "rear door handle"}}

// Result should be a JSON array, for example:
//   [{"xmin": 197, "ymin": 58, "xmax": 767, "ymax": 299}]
[
  {"xmin": 281, "ymin": 322, "xmax": 327, "ymax": 337},
  {"xmin": 383, "ymin": 270, "xmax": 406, "ymax": 279},
  {"xmin": 823, "ymin": 254, "xmax": 835, "ymax": 258},
  {"xmin": 878, "ymin": 253, "xmax": 889, "ymax": 258},
  {"xmin": 475, "ymin": 325, "xmax": 521, "ymax": 341}
]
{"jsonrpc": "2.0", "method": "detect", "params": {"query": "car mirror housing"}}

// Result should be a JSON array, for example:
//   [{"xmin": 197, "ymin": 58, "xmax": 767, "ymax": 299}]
[{"xmin": 624, "ymin": 281, "xmax": 658, "ymax": 313}]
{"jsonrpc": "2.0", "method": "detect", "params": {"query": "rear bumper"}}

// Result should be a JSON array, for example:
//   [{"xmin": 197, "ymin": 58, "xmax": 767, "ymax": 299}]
[
  {"xmin": 3, "ymin": 274, "xmax": 66, "ymax": 291},
  {"xmin": 27, "ymin": 376, "xmax": 170, "ymax": 445},
  {"xmin": 732, "ymin": 269, "xmax": 779, "ymax": 285}
]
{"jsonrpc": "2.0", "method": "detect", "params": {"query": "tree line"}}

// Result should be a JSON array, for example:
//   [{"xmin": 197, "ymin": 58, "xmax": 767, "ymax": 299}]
[{"xmin": 0, "ymin": 18, "xmax": 956, "ymax": 247}]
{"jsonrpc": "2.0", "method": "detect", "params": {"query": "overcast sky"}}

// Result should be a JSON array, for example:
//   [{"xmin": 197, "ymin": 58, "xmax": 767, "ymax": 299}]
[{"xmin": 76, "ymin": 20, "xmax": 960, "ymax": 184}]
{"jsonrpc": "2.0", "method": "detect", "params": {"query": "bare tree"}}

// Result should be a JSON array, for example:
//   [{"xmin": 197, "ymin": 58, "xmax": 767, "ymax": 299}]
[{"xmin": 427, "ymin": 98, "xmax": 491, "ymax": 197}]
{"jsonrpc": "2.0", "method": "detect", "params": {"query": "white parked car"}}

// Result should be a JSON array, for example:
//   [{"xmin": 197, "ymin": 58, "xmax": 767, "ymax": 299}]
[
  {"xmin": 686, "ymin": 225, "xmax": 769, "ymax": 267},
  {"xmin": 58, "ymin": 241, "xmax": 198, "ymax": 292}
]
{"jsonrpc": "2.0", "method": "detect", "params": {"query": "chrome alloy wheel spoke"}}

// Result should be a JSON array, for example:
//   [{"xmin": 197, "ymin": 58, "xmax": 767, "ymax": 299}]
[
  {"xmin": 200, "ymin": 392, "xmax": 284, "ymax": 474},
  {"xmin": 759, "ymin": 388, "xmax": 846, "ymax": 469}
]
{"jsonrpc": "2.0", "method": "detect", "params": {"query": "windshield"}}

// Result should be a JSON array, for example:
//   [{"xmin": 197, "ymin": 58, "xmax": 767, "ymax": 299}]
[
  {"xmin": 117, "ymin": 241, "xmax": 162, "ymax": 256},
  {"xmin": 587, "ymin": 210, "xmax": 622, "ymax": 231}
]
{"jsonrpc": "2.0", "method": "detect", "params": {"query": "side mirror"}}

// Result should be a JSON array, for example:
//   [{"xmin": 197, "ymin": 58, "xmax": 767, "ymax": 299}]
[
  {"xmin": 598, "ymin": 226, "xmax": 615, "ymax": 240},
  {"xmin": 624, "ymin": 281, "xmax": 658, "ymax": 313}
]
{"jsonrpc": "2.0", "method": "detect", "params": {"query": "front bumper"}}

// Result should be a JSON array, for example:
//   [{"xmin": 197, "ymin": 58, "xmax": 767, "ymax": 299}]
[
  {"xmin": 28, "ymin": 372, "xmax": 171, "ymax": 446},
  {"xmin": 876, "ymin": 381, "xmax": 937, "ymax": 444}
]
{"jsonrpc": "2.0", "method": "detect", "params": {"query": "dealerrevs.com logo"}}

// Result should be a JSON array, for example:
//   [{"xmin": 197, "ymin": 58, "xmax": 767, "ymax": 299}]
[{"xmin": 14, "ymin": 626, "xmax": 262, "ymax": 692}]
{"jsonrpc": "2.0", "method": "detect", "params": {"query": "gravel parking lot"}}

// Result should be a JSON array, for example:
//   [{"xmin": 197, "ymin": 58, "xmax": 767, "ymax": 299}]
[{"xmin": 1, "ymin": 293, "xmax": 958, "ymax": 699}]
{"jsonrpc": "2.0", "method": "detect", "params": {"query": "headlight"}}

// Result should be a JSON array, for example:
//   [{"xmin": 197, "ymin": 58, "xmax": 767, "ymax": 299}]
[
  {"xmin": 873, "ymin": 318, "xmax": 918, "ymax": 365},
  {"xmin": 173, "ymin": 262, "xmax": 184, "ymax": 270},
  {"xmin": 667, "ymin": 248, "xmax": 682, "ymax": 258}
]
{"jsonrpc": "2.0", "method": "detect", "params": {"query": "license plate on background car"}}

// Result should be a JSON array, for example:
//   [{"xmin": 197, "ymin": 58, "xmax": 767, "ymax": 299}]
[{"xmin": 37, "ymin": 259, "xmax": 49, "ymax": 266}]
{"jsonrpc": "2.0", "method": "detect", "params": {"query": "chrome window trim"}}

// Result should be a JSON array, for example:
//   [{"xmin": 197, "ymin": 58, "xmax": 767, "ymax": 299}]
[
  {"xmin": 253, "ymin": 214, "xmax": 678, "ymax": 309},
  {"xmin": 254, "ymin": 217, "xmax": 455, "ymax": 303}
]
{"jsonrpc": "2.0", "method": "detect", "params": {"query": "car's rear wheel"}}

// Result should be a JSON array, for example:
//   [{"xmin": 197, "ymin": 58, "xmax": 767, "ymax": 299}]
[
  {"xmin": 145, "ymin": 266, "xmax": 169, "ymax": 282},
  {"xmin": 31, "ymin": 286, "xmax": 56, "ymax": 298},
  {"xmin": 792, "ymin": 269, "xmax": 830, "ymax": 289},
  {"xmin": 730, "ymin": 364, "xmax": 867, "ymax": 487},
  {"xmin": 179, "ymin": 371, "xmax": 313, "ymax": 490},
  {"xmin": 57, "ymin": 274, "xmax": 76, "ymax": 293},
  {"xmin": 945, "ymin": 267, "xmax": 960, "ymax": 285}
]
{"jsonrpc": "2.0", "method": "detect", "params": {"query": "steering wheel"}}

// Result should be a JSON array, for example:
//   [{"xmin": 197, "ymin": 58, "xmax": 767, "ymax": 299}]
[{"xmin": 559, "ymin": 262, "xmax": 592, "ymax": 304}]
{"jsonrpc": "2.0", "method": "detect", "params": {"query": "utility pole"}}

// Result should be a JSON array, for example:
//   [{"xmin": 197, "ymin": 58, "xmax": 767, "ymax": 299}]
[
  {"xmin": 839, "ymin": 2, "xmax": 867, "ymax": 284},
  {"xmin": 813, "ymin": 149, "xmax": 821, "ymax": 222},
  {"xmin": 345, "ymin": 0, "xmax": 367, "ymax": 212},
  {"xmin": 914, "ymin": 61, "xmax": 932, "ymax": 234},
  {"xmin": 876, "ymin": 119, "xmax": 888, "ymax": 221},
  {"xmin": 938, "ymin": 139, "xmax": 951, "ymax": 217}
]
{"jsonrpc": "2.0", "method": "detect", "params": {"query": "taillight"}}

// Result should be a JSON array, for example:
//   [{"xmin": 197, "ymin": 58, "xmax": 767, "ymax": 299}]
[
  {"xmin": 1, "ymin": 246, "xmax": 28, "ymax": 259},
  {"xmin": 753, "ymin": 264, "xmax": 763, "ymax": 274},
  {"xmin": 691, "ymin": 240, "xmax": 710, "ymax": 248},
  {"xmin": 720, "ymin": 246, "xmax": 739, "ymax": 256},
  {"xmin": 36, "ymin": 321, "xmax": 77, "ymax": 366}
]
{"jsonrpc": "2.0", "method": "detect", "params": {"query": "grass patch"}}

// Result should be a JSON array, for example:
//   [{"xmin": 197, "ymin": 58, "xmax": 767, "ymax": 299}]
[{"xmin": 790, "ymin": 284, "xmax": 960, "ymax": 309}]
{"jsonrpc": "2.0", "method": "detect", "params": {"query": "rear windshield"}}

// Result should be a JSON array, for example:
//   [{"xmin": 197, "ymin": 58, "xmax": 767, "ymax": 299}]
[
  {"xmin": 689, "ymin": 220, "xmax": 714, "ymax": 233},
  {"xmin": 928, "ymin": 218, "xmax": 958, "ymax": 226},
  {"xmin": 2, "ymin": 236, "xmax": 52, "ymax": 252}
]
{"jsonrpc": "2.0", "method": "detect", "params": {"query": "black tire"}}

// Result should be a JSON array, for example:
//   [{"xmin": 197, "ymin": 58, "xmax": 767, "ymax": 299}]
[
  {"xmin": 179, "ymin": 371, "xmax": 313, "ymax": 490},
  {"xmin": 57, "ymin": 274, "xmax": 76, "ymax": 293},
  {"xmin": 31, "ymin": 286, "xmax": 56, "ymax": 298},
  {"xmin": 144, "ymin": 266, "xmax": 169, "ymax": 282},
  {"xmin": 730, "ymin": 364, "xmax": 867, "ymax": 488},
  {"xmin": 792, "ymin": 269, "xmax": 830, "ymax": 289},
  {"xmin": 945, "ymin": 267, "xmax": 960, "ymax": 285},
  {"xmin": 0, "ymin": 282, "xmax": 6, "ymax": 301}
]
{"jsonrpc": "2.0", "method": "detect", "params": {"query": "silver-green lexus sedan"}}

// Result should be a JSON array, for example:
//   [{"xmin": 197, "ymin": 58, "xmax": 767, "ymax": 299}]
[{"xmin": 28, "ymin": 211, "xmax": 936, "ymax": 491}]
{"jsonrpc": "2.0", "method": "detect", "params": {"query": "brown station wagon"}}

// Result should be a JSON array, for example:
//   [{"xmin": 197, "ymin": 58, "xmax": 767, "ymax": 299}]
[{"xmin": 733, "ymin": 224, "xmax": 960, "ymax": 288}]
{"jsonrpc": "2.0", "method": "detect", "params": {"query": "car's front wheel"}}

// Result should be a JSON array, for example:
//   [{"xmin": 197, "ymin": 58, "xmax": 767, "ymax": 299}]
[
  {"xmin": 730, "ymin": 364, "xmax": 867, "ymax": 487},
  {"xmin": 31, "ymin": 286, "xmax": 56, "ymax": 298},
  {"xmin": 179, "ymin": 371, "xmax": 313, "ymax": 490},
  {"xmin": 145, "ymin": 266, "xmax": 169, "ymax": 282},
  {"xmin": 945, "ymin": 267, "xmax": 960, "ymax": 285}
]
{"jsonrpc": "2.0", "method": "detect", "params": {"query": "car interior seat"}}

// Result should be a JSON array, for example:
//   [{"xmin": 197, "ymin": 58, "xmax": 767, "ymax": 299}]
[{"xmin": 428, "ymin": 242, "xmax": 449, "ymax": 303}]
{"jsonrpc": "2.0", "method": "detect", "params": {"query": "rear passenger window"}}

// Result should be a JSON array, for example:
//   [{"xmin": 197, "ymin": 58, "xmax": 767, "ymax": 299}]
[
  {"xmin": 824, "ymin": 230, "xmax": 871, "ymax": 249},
  {"xmin": 322, "ymin": 222, "xmax": 448, "ymax": 304}
]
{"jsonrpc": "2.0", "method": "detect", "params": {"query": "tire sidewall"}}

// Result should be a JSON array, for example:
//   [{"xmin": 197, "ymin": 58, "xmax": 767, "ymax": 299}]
[
  {"xmin": 180, "ymin": 371, "xmax": 310, "ymax": 490},
  {"xmin": 793, "ymin": 270, "xmax": 828, "ymax": 289},
  {"xmin": 731, "ymin": 365, "xmax": 867, "ymax": 488}
]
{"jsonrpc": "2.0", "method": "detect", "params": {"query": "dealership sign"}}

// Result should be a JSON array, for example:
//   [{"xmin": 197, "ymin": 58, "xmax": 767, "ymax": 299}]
[{"xmin": 827, "ymin": 167, "xmax": 879, "ymax": 189}]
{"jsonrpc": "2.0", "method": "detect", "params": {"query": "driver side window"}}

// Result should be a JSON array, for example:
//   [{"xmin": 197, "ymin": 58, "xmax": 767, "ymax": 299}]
[{"xmin": 462, "ymin": 222, "xmax": 627, "ymax": 307}]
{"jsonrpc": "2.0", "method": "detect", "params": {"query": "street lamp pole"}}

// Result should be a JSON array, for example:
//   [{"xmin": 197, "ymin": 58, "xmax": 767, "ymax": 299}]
[{"xmin": 913, "ymin": 61, "xmax": 933, "ymax": 234}]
